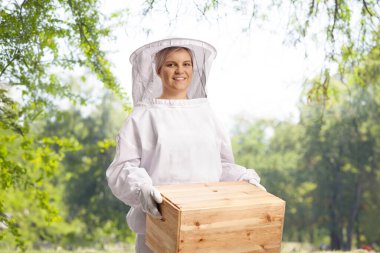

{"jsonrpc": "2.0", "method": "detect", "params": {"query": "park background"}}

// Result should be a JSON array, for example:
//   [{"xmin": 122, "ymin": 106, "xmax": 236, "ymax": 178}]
[{"xmin": 1, "ymin": 0, "xmax": 380, "ymax": 252}]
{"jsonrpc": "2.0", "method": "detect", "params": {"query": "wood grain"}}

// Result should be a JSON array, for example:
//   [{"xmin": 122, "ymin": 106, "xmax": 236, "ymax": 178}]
[
  {"xmin": 146, "ymin": 181, "xmax": 286, "ymax": 253},
  {"xmin": 146, "ymin": 198, "xmax": 181, "ymax": 252}
]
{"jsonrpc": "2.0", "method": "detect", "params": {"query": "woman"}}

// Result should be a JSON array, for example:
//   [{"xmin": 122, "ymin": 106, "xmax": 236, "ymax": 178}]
[{"xmin": 106, "ymin": 38, "xmax": 265, "ymax": 253}]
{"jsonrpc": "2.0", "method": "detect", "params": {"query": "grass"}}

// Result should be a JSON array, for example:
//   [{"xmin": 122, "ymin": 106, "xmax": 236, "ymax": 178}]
[
  {"xmin": 0, "ymin": 251, "xmax": 131, "ymax": 253},
  {"xmin": 0, "ymin": 242, "xmax": 375, "ymax": 253},
  {"xmin": 0, "ymin": 244, "xmax": 134, "ymax": 253},
  {"xmin": 281, "ymin": 242, "xmax": 373, "ymax": 253}
]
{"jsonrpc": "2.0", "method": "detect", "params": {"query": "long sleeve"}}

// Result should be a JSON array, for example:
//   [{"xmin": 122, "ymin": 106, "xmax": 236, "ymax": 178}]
[
  {"xmin": 215, "ymin": 117, "xmax": 261, "ymax": 184},
  {"xmin": 106, "ymin": 115, "xmax": 152, "ymax": 207}
]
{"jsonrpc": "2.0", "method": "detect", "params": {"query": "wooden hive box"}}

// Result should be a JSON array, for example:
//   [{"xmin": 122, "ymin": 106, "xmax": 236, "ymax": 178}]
[{"xmin": 146, "ymin": 181, "xmax": 286, "ymax": 253}]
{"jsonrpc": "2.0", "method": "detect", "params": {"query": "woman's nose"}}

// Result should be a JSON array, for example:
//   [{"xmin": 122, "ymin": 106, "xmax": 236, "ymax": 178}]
[{"xmin": 175, "ymin": 66, "xmax": 184, "ymax": 73}]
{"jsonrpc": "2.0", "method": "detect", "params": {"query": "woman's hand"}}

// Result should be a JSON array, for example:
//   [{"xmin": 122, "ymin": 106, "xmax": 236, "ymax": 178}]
[
  {"xmin": 138, "ymin": 184, "xmax": 163, "ymax": 219},
  {"xmin": 248, "ymin": 179, "xmax": 267, "ymax": 191}
]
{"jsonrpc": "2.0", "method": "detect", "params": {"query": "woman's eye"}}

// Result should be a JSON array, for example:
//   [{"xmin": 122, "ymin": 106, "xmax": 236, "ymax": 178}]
[
  {"xmin": 166, "ymin": 63, "xmax": 175, "ymax": 67},
  {"xmin": 184, "ymin": 63, "xmax": 192, "ymax": 67}
]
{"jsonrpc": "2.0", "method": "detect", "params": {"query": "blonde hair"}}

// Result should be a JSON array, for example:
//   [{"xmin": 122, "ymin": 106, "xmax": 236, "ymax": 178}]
[{"xmin": 154, "ymin": 47, "xmax": 193, "ymax": 75}]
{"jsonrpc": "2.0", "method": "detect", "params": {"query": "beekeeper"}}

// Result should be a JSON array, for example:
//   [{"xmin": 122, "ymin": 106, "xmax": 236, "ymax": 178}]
[{"xmin": 106, "ymin": 38, "xmax": 266, "ymax": 253}]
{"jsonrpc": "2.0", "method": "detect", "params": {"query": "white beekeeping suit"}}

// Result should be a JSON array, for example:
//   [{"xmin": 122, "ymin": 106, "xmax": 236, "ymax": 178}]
[{"xmin": 106, "ymin": 38, "xmax": 264, "ymax": 253}]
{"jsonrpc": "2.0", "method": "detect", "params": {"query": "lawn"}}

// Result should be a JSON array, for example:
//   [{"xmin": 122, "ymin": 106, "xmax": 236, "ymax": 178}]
[{"xmin": 0, "ymin": 242, "xmax": 374, "ymax": 253}]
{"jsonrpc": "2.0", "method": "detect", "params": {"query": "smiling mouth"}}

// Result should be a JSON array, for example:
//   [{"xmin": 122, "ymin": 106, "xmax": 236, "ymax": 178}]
[{"xmin": 173, "ymin": 77, "xmax": 186, "ymax": 80}]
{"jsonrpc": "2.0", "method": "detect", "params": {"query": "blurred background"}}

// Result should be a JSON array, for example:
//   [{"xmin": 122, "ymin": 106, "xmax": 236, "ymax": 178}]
[{"xmin": 0, "ymin": 0, "xmax": 379, "ymax": 252}]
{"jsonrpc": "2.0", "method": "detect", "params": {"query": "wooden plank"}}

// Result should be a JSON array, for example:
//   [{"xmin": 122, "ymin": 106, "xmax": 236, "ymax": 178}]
[
  {"xmin": 157, "ymin": 181, "xmax": 257, "ymax": 197},
  {"xmin": 146, "ymin": 199, "xmax": 181, "ymax": 252},
  {"xmin": 162, "ymin": 188, "xmax": 268, "ymax": 202},
  {"xmin": 179, "ymin": 225, "xmax": 282, "ymax": 253},
  {"xmin": 157, "ymin": 181, "xmax": 245, "ymax": 193},
  {"xmin": 158, "ymin": 181, "xmax": 284, "ymax": 210},
  {"xmin": 174, "ymin": 196, "xmax": 284, "ymax": 211},
  {"xmin": 180, "ymin": 204, "xmax": 285, "ymax": 231}
]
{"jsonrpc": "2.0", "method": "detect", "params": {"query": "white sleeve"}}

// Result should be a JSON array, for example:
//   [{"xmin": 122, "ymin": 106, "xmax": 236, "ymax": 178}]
[
  {"xmin": 215, "ymin": 118, "xmax": 261, "ymax": 184},
  {"xmin": 106, "ymin": 116, "xmax": 152, "ymax": 207}
]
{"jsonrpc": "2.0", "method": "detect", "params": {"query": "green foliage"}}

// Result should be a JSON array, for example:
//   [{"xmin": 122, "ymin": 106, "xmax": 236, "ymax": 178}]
[
  {"xmin": 40, "ymin": 91, "xmax": 132, "ymax": 248},
  {"xmin": 232, "ymin": 27, "xmax": 380, "ymax": 250},
  {"xmin": 0, "ymin": 127, "xmax": 81, "ymax": 250},
  {"xmin": 0, "ymin": 0, "xmax": 130, "ymax": 250},
  {"xmin": 231, "ymin": 119, "xmax": 316, "ymax": 242},
  {"xmin": 0, "ymin": 88, "xmax": 132, "ymax": 251},
  {"xmin": 299, "ymin": 66, "xmax": 380, "ymax": 249}
]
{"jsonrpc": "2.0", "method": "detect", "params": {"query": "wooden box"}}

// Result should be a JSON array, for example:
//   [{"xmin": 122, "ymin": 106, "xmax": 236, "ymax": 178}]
[{"xmin": 146, "ymin": 181, "xmax": 286, "ymax": 253}]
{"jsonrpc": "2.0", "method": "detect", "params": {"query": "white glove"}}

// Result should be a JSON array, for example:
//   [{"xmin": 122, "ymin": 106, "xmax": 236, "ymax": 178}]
[
  {"xmin": 248, "ymin": 179, "xmax": 267, "ymax": 191},
  {"xmin": 138, "ymin": 184, "xmax": 163, "ymax": 219}
]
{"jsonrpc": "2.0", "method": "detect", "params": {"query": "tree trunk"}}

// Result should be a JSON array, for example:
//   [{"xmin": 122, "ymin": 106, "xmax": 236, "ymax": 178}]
[
  {"xmin": 309, "ymin": 228, "xmax": 314, "ymax": 243},
  {"xmin": 355, "ymin": 214, "xmax": 361, "ymax": 249},
  {"xmin": 344, "ymin": 180, "xmax": 362, "ymax": 250},
  {"xmin": 329, "ymin": 204, "xmax": 343, "ymax": 250},
  {"xmin": 328, "ymin": 154, "xmax": 344, "ymax": 250}
]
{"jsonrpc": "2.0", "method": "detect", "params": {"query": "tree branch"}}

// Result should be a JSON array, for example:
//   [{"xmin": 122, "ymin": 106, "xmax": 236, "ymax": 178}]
[
  {"xmin": 0, "ymin": 50, "xmax": 19, "ymax": 78},
  {"xmin": 67, "ymin": 0, "xmax": 106, "ymax": 78},
  {"xmin": 143, "ymin": 0, "xmax": 155, "ymax": 16},
  {"xmin": 247, "ymin": 0, "xmax": 256, "ymax": 31},
  {"xmin": 330, "ymin": 0, "xmax": 339, "ymax": 42},
  {"xmin": 4, "ymin": 0, "xmax": 29, "ymax": 80},
  {"xmin": 362, "ymin": 0, "xmax": 374, "ymax": 16},
  {"xmin": 308, "ymin": 0, "xmax": 315, "ymax": 16},
  {"xmin": 19, "ymin": 0, "xmax": 28, "ymax": 26},
  {"xmin": 193, "ymin": 0, "xmax": 207, "ymax": 17}
]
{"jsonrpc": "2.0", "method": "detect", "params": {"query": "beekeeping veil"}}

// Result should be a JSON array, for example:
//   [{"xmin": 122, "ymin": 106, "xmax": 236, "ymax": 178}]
[{"xmin": 129, "ymin": 38, "xmax": 217, "ymax": 105}]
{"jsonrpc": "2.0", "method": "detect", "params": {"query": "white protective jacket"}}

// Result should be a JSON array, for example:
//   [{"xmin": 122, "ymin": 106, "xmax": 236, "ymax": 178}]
[{"xmin": 106, "ymin": 38, "xmax": 262, "ymax": 235}]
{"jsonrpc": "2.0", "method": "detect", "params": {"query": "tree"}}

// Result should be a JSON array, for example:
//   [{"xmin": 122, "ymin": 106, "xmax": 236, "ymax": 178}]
[
  {"xmin": 42, "ymin": 90, "xmax": 133, "ymax": 248},
  {"xmin": 0, "ymin": 0, "xmax": 128, "ymax": 249},
  {"xmin": 298, "ymin": 27, "xmax": 380, "ymax": 249},
  {"xmin": 231, "ymin": 118, "xmax": 316, "ymax": 243},
  {"xmin": 231, "ymin": 27, "xmax": 380, "ymax": 249}
]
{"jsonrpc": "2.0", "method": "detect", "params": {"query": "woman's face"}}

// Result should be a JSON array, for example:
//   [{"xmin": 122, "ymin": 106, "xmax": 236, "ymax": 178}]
[{"xmin": 158, "ymin": 49, "xmax": 193, "ymax": 98}]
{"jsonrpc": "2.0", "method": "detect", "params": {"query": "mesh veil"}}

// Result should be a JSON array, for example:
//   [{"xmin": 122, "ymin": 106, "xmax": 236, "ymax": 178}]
[{"xmin": 129, "ymin": 38, "xmax": 217, "ymax": 105}]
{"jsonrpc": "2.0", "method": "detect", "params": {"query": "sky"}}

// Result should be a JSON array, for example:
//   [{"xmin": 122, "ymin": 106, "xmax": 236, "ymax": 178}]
[{"xmin": 101, "ymin": 0, "xmax": 326, "ymax": 130}]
